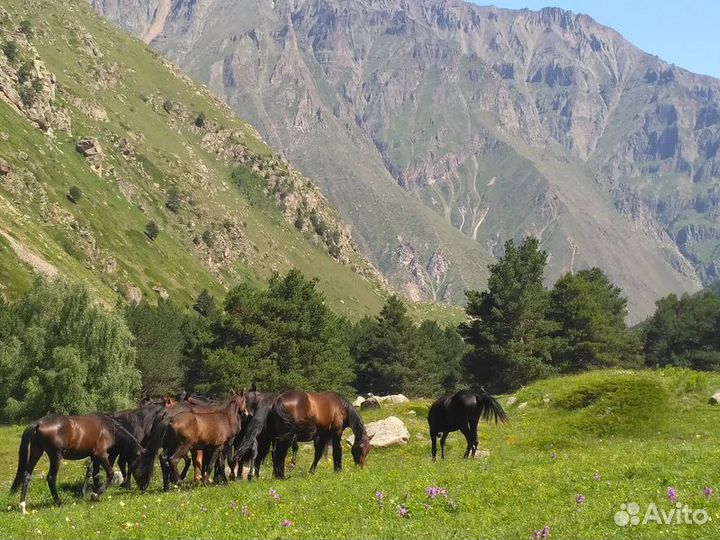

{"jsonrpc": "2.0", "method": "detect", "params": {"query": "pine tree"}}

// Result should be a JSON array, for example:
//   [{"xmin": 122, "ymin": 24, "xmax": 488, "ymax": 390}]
[{"xmin": 460, "ymin": 237, "xmax": 556, "ymax": 392}]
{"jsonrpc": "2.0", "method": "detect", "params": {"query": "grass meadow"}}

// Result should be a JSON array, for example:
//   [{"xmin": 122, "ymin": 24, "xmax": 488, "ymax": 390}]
[{"xmin": 0, "ymin": 369, "xmax": 719, "ymax": 539}]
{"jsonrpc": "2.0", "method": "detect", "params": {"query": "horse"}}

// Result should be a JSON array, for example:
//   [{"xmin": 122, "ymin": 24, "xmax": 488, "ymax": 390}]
[
  {"xmin": 269, "ymin": 390, "xmax": 373, "ymax": 479},
  {"xmin": 427, "ymin": 390, "xmax": 508, "ymax": 460},
  {"xmin": 230, "ymin": 387, "xmax": 299, "ymax": 480},
  {"xmin": 10, "ymin": 413, "xmax": 149, "ymax": 514},
  {"xmin": 103, "ymin": 398, "xmax": 167, "ymax": 488},
  {"xmin": 154, "ymin": 391, "xmax": 248, "ymax": 490}
]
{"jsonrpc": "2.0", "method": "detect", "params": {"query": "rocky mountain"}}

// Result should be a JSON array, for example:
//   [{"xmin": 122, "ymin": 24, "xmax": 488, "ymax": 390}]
[
  {"xmin": 91, "ymin": 0, "xmax": 720, "ymax": 320},
  {"xmin": 0, "ymin": 0, "xmax": 426, "ymax": 321}
]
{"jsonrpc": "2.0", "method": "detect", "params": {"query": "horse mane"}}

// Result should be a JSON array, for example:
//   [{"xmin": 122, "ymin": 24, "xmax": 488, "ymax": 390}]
[
  {"xmin": 233, "ymin": 399, "xmax": 273, "ymax": 460},
  {"xmin": 342, "ymin": 398, "xmax": 367, "ymax": 444},
  {"xmin": 103, "ymin": 415, "xmax": 144, "ymax": 457}
]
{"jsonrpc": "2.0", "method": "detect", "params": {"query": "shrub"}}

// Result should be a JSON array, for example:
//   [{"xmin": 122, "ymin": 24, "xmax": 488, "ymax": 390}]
[
  {"xmin": 165, "ymin": 187, "xmax": 181, "ymax": 213},
  {"xmin": 68, "ymin": 185, "xmax": 82, "ymax": 203},
  {"xmin": 19, "ymin": 20, "xmax": 32, "ymax": 39},
  {"xmin": 194, "ymin": 111, "xmax": 206, "ymax": 128},
  {"xmin": 16, "ymin": 60, "xmax": 32, "ymax": 84},
  {"xmin": 162, "ymin": 98, "xmax": 173, "ymax": 113},
  {"xmin": 2, "ymin": 40, "xmax": 18, "ymax": 63},
  {"xmin": 145, "ymin": 220, "xmax": 159, "ymax": 241}
]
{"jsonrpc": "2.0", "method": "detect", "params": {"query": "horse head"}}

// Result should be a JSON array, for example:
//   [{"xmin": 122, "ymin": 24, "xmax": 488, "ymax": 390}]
[
  {"xmin": 228, "ymin": 389, "xmax": 249, "ymax": 419},
  {"xmin": 351, "ymin": 433, "xmax": 374, "ymax": 467}
]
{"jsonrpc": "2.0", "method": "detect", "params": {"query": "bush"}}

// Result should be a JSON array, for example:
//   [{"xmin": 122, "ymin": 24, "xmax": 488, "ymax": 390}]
[
  {"xmin": 165, "ymin": 187, "xmax": 181, "ymax": 213},
  {"xmin": 68, "ymin": 185, "xmax": 82, "ymax": 203},
  {"xmin": 194, "ymin": 111, "xmax": 206, "ymax": 128},
  {"xmin": 162, "ymin": 98, "xmax": 173, "ymax": 113},
  {"xmin": 145, "ymin": 220, "xmax": 159, "ymax": 240},
  {"xmin": 16, "ymin": 60, "xmax": 32, "ymax": 84},
  {"xmin": 19, "ymin": 20, "xmax": 32, "ymax": 39},
  {"xmin": 2, "ymin": 40, "xmax": 18, "ymax": 63}
]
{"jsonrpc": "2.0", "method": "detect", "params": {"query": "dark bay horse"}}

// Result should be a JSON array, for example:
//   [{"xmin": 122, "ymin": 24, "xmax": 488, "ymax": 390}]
[
  {"xmin": 231, "ymin": 388, "xmax": 298, "ymax": 480},
  {"xmin": 11, "ymin": 413, "xmax": 148, "ymax": 513},
  {"xmin": 428, "ymin": 390, "xmax": 507, "ymax": 460},
  {"xmin": 155, "ymin": 391, "xmax": 247, "ymax": 490},
  {"xmin": 269, "ymin": 390, "xmax": 373, "ymax": 479}
]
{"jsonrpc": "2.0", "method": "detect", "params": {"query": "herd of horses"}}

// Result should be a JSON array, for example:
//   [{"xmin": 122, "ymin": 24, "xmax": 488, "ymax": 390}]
[{"xmin": 10, "ymin": 386, "xmax": 507, "ymax": 514}]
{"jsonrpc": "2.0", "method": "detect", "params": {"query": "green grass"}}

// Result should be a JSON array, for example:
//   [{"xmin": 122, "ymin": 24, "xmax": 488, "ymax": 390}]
[{"xmin": 1, "ymin": 369, "xmax": 719, "ymax": 539}]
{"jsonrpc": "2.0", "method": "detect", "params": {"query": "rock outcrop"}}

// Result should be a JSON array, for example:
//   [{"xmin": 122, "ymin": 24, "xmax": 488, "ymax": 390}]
[{"xmin": 346, "ymin": 416, "xmax": 410, "ymax": 448}]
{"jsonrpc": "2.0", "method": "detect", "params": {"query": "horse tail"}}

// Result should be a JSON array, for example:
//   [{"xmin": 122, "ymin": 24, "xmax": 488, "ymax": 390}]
[
  {"xmin": 138, "ymin": 411, "xmax": 170, "ymax": 481},
  {"xmin": 11, "ymin": 422, "xmax": 38, "ymax": 493},
  {"xmin": 234, "ymin": 403, "xmax": 272, "ymax": 461},
  {"xmin": 476, "ymin": 393, "xmax": 508, "ymax": 424}
]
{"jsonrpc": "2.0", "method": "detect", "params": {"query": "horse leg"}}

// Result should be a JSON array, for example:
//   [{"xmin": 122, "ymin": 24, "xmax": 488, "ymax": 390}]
[
  {"xmin": 272, "ymin": 439, "xmax": 290, "ymax": 480},
  {"xmin": 46, "ymin": 450, "xmax": 62, "ymax": 506},
  {"xmin": 119, "ymin": 456, "xmax": 131, "ymax": 489},
  {"xmin": 254, "ymin": 436, "xmax": 271, "ymax": 480},
  {"xmin": 204, "ymin": 447, "xmax": 223, "ymax": 485},
  {"xmin": 81, "ymin": 460, "xmax": 94, "ymax": 497},
  {"xmin": 289, "ymin": 438, "xmax": 299, "ymax": 471},
  {"xmin": 179, "ymin": 454, "xmax": 192, "ymax": 481},
  {"xmin": 94, "ymin": 455, "xmax": 114, "ymax": 498},
  {"xmin": 331, "ymin": 434, "xmax": 343, "ymax": 472},
  {"xmin": 470, "ymin": 414, "xmax": 480, "ymax": 458},
  {"xmin": 91, "ymin": 459, "xmax": 103, "ymax": 495},
  {"xmin": 431, "ymin": 432, "xmax": 438, "ymax": 461},
  {"xmin": 20, "ymin": 441, "xmax": 44, "ymax": 514},
  {"xmin": 460, "ymin": 424, "xmax": 473, "ymax": 459},
  {"xmin": 169, "ymin": 442, "xmax": 193, "ymax": 486},
  {"xmin": 159, "ymin": 452, "xmax": 171, "ymax": 492},
  {"xmin": 194, "ymin": 449, "xmax": 203, "ymax": 483},
  {"xmin": 309, "ymin": 435, "xmax": 326, "ymax": 474},
  {"xmin": 440, "ymin": 432, "xmax": 449, "ymax": 459}
]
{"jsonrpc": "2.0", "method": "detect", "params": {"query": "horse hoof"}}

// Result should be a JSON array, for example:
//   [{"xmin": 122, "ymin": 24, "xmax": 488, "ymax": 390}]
[
  {"xmin": 19, "ymin": 502, "xmax": 26, "ymax": 515},
  {"xmin": 90, "ymin": 492, "xmax": 99, "ymax": 502}
]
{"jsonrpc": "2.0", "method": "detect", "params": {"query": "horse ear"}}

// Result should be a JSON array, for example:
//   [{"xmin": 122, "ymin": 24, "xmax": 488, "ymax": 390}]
[{"xmin": 367, "ymin": 433, "xmax": 375, "ymax": 441}]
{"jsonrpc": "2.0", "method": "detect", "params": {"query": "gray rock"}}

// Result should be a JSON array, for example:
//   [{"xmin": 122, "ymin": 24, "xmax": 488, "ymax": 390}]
[
  {"xmin": 376, "ymin": 394, "xmax": 410, "ymax": 404},
  {"xmin": 347, "ymin": 416, "xmax": 409, "ymax": 448},
  {"xmin": 352, "ymin": 396, "xmax": 365, "ymax": 408},
  {"xmin": 709, "ymin": 391, "xmax": 720, "ymax": 405},
  {"xmin": 125, "ymin": 285, "xmax": 142, "ymax": 305},
  {"xmin": 360, "ymin": 397, "xmax": 380, "ymax": 411}
]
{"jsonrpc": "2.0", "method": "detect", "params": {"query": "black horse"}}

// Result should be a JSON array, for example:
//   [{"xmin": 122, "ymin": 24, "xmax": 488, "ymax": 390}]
[
  {"xmin": 231, "ymin": 387, "xmax": 299, "ymax": 480},
  {"xmin": 428, "ymin": 390, "xmax": 507, "ymax": 460}
]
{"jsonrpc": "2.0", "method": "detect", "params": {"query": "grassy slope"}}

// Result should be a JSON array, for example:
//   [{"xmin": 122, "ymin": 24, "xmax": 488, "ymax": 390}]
[
  {"xmin": 0, "ymin": 369, "xmax": 718, "ymax": 539},
  {"xmin": 0, "ymin": 0, "xmax": 435, "ymax": 320}
]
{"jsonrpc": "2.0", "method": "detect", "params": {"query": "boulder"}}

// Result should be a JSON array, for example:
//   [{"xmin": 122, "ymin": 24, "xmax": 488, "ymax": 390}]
[
  {"xmin": 376, "ymin": 394, "xmax": 410, "ymax": 404},
  {"xmin": 347, "ymin": 416, "xmax": 409, "ymax": 448},
  {"xmin": 709, "ymin": 391, "xmax": 720, "ymax": 405},
  {"xmin": 153, "ymin": 286, "xmax": 170, "ymax": 300},
  {"xmin": 125, "ymin": 285, "xmax": 142, "ymax": 305},
  {"xmin": 0, "ymin": 157, "xmax": 9, "ymax": 176},
  {"xmin": 360, "ymin": 397, "xmax": 380, "ymax": 411},
  {"xmin": 352, "ymin": 396, "xmax": 365, "ymax": 408},
  {"xmin": 75, "ymin": 138, "xmax": 103, "ymax": 175}
]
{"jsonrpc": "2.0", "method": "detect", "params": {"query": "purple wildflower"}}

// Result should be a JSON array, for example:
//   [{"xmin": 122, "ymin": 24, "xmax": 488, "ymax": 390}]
[
  {"xmin": 532, "ymin": 525, "xmax": 551, "ymax": 539},
  {"xmin": 426, "ymin": 487, "xmax": 448, "ymax": 499},
  {"xmin": 704, "ymin": 486, "xmax": 713, "ymax": 498},
  {"xmin": 282, "ymin": 519, "xmax": 293, "ymax": 528},
  {"xmin": 397, "ymin": 505, "xmax": 409, "ymax": 518},
  {"xmin": 270, "ymin": 489, "xmax": 281, "ymax": 502},
  {"xmin": 576, "ymin": 494, "xmax": 586, "ymax": 505},
  {"xmin": 667, "ymin": 487, "xmax": 677, "ymax": 504},
  {"xmin": 375, "ymin": 491, "xmax": 384, "ymax": 505}
]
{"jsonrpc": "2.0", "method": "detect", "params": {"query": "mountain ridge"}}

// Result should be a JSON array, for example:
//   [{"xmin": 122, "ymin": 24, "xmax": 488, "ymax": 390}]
[{"xmin": 92, "ymin": 0, "xmax": 720, "ymax": 320}]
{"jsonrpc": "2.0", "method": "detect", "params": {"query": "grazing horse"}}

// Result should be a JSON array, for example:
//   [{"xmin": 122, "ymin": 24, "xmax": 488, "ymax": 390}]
[
  {"xmin": 105, "ymin": 398, "xmax": 167, "ymax": 488},
  {"xmin": 10, "ymin": 413, "xmax": 148, "ymax": 513},
  {"xmin": 269, "ymin": 390, "xmax": 373, "ymax": 479},
  {"xmin": 428, "ymin": 390, "xmax": 507, "ymax": 460},
  {"xmin": 231, "ymin": 388, "xmax": 299, "ymax": 480},
  {"xmin": 156, "ymin": 391, "xmax": 247, "ymax": 490}
]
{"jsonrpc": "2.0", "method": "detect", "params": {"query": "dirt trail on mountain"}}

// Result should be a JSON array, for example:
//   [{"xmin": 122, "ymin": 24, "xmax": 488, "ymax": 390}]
[
  {"xmin": 0, "ymin": 228, "xmax": 60, "ymax": 278},
  {"xmin": 143, "ymin": 0, "xmax": 171, "ymax": 44}
]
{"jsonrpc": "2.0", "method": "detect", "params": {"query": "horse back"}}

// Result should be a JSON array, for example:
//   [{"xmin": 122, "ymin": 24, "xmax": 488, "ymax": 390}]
[{"xmin": 36, "ymin": 413, "xmax": 115, "ymax": 458}]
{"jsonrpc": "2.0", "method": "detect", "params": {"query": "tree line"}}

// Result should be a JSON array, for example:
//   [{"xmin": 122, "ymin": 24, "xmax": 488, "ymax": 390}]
[{"xmin": 1, "ymin": 238, "xmax": 719, "ymax": 422}]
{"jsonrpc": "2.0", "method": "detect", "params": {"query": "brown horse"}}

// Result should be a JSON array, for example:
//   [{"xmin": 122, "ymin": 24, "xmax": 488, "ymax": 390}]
[
  {"xmin": 160, "ymin": 391, "xmax": 247, "ymax": 489},
  {"xmin": 269, "ymin": 390, "xmax": 373, "ymax": 479},
  {"xmin": 10, "ymin": 413, "xmax": 148, "ymax": 513}
]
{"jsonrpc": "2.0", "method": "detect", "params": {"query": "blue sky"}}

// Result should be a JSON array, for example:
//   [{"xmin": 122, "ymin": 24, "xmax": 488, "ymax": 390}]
[{"xmin": 472, "ymin": 1, "xmax": 720, "ymax": 79}]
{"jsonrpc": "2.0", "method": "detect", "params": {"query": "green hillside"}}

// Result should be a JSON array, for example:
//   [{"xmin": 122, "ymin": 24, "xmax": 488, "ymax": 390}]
[{"xmin": 0, "ymin": 0, "xmax": 399, "ymax": 319}]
